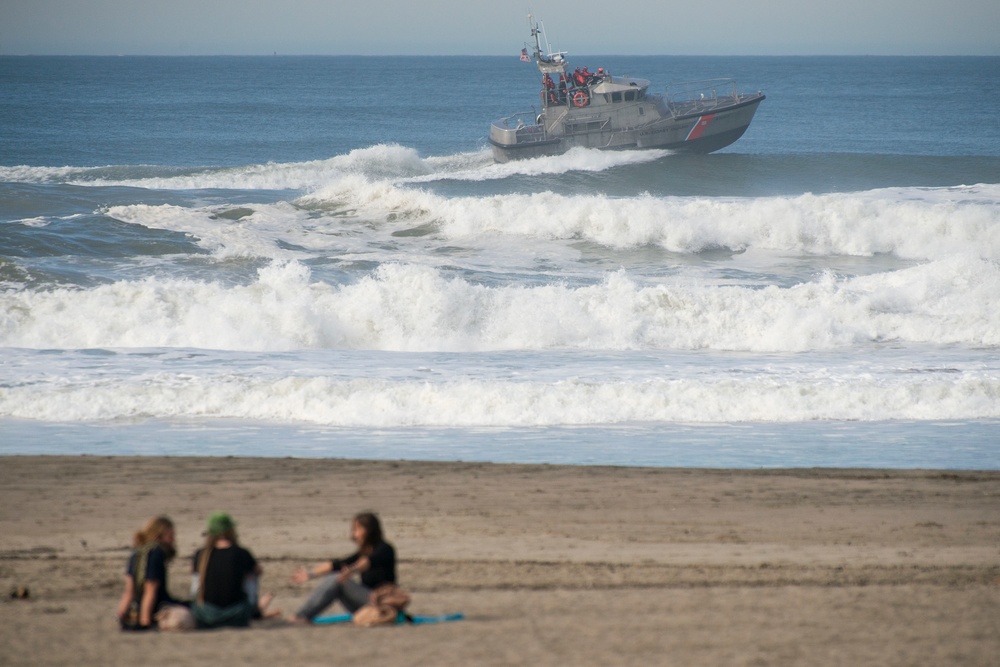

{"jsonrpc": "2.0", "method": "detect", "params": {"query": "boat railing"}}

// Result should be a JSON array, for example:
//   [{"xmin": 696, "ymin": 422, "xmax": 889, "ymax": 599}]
[
  {"xmin": 664, "ymin": 78, "xmax": 744, "ymax": 117},
  {"xmin": 491, "ymin": 111, "xmax": 549, "ymax": 144}
]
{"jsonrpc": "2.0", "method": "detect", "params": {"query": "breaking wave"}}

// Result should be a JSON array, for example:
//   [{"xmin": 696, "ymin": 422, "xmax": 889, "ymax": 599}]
[
  {"xmin": 92, "ymin": 180, "xmax": 1000, "ymax": 261},
  {"xmin": 2, "ymin": 259, "xmax": 998, "ymax": 352},
  {"xmin": 3, "ymin": 370, "xmax": 998, "ymax": 425}
]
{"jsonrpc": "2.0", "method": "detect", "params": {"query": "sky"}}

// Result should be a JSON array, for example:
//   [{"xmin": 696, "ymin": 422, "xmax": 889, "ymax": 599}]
[{"xmin": 1, "ymin": 0, "xmax": 998, "ymax": 56}]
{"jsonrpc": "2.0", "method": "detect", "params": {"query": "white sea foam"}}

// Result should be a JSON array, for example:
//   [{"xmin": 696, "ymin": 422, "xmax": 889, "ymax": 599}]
[
  {"xmin": 0, "ymin": 145, "xmax": 659, "ymax": 189},
  {"xmin": 102, "ymin": 177, "xmax": 1000, "ymax": 263},
  {"xmin": 90, "ymin": 145, "xmax": 431, "ymax": 191},
  {"xmin": 0, "ymin": 165, "xmax": 88, "ymax": 183},
  {"xmin": 11, "ymin": 216, "xmax": 52, "ymax": 227},
  {"xmin": 2, "ymin": 368, "xmax": 997, "ymax": 425},
  {"xmin": 104, "ymin": 202, "xmax": 318, "ymax": 259},
  {"xmin": 0, "ymin": 145, "xmax": 430, "ymax": 189},
  {"xmin": 402, "ymin": 147, "xmax": 670, "ymax": 183},
  {"xmin": 427, "ymin": 186, "xmax": 1000, "ymax": 260},
  {"xmin": 2, "ymin": 259, "xmax": 997, "ymax": 352}
]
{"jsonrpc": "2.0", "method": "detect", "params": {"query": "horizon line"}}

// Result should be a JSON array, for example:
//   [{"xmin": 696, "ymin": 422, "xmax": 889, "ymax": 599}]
[{"xmin": 3, "ymin": 52, "xmax": 998, "ymax": 58}]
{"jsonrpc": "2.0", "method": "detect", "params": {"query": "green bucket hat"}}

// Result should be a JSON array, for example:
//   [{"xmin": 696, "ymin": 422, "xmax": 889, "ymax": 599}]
[{"xmin": 205, "ymin": 512, "xmax": 236, "ymax": 537}]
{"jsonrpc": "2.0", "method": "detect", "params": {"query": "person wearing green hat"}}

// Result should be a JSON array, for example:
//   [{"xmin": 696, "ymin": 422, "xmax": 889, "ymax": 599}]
[{"xmin": 190, "ymin": 512, "xmax": 274, "ymax": 629}]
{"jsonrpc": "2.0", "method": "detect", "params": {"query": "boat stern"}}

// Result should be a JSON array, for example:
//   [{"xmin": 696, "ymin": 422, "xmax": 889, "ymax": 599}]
[{"xmin": 489, "ymin": 114, "xmax": 562, "ymax": 162}]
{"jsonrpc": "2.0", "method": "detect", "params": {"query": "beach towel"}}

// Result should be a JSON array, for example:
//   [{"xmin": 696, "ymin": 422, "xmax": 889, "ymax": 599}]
[{"xmin": 313, "ymin": 612, "xmax": 464, "ymax": 625}]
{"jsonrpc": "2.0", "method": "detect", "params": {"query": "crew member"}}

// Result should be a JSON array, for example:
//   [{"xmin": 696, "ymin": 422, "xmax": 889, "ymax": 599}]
[{"xmin": 542, "ymin": 73, "xmax": 560, "ymax": 105}]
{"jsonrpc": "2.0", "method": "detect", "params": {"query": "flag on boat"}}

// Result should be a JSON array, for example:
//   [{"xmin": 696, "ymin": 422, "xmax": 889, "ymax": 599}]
[{"xmin": 520, "ymin": 48, "xmax": 531, "ymax": 62}]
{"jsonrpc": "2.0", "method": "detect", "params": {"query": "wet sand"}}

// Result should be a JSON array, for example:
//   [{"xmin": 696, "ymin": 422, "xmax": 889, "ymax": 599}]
[{"xmin": 1, "ymin": 455, "xmax": 998, "ymax": 666}]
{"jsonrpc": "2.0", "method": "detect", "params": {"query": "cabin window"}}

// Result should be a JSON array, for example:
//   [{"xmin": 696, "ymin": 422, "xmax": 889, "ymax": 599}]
[
  {"xmin": 625, "ymin": 91, "xmax": 636, "ymax": 102},
  {"xmin": 566, "ymin": 121, "xmax": 608, "ymax": 133},
  {"xmin": 612, "ymin": 92, "xmax": 622, "ymax": 102}
]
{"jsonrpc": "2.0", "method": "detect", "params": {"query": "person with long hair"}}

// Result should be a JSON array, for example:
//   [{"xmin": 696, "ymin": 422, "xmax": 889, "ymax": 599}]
[
  {"xmin": 190, "ymin": 512, "xmax": 276, "ymax": 629},
  {"xmin": 116, "ymin": 516, "xmax": 185, "ymax": 630},
  {"xmin": 289, "ymin": 512, "xmax": 397, "ymax": 623}
]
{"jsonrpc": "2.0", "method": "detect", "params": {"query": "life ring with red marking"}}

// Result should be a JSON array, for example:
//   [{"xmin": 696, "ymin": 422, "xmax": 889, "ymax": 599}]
[{"xmin": 571, "ymin": 89, "xmax": 590, "ymax": 107}]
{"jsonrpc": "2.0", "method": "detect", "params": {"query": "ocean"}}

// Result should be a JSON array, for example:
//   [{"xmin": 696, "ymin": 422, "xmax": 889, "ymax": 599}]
[{"xmin": 2, "ymin": 55, "xmax": 998, "ymax": 468}]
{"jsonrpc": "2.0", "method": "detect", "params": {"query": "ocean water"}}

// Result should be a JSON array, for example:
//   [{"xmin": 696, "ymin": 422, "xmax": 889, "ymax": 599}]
[{"xmin": 2, "ymin": 55, "xmax": 999, "ymax": 468}]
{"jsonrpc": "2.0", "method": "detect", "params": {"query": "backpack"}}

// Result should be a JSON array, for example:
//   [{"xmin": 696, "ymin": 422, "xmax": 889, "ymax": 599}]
[
  {"xmin": 121, "ymin": 542, "xmax": 156, "ymax": 630},
  {"xmin": 352, "ymin": 584, "xmax": 412, "ymax": 627}
]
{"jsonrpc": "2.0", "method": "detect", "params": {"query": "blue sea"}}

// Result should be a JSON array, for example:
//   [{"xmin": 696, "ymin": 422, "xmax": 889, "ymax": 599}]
[{"xmin": 2, "ymin": 55, "xmax": 999, "ymax": 468}]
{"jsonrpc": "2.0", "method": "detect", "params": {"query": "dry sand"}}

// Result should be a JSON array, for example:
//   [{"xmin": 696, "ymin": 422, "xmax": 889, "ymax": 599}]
[{"xmin": 1, "ymin": 455, "xmax": 998, "ymax": 666}]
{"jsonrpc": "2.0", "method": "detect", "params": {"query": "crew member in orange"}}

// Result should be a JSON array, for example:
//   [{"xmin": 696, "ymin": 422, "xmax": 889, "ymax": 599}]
[{"xmin": 543, "ymin": 73, "xmax": 560, "ymax": 105}]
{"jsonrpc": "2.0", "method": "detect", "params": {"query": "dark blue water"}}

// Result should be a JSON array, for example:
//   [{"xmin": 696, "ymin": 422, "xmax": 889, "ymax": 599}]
[{"xmin": 4, "ymin": 55, "xmax": 999, "ymax": 166}]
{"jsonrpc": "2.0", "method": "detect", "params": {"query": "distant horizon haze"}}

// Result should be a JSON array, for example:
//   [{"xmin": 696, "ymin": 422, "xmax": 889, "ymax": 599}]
[{"xmin": 1, "ymin": 0, "xmax": 998, "ymax": 56}]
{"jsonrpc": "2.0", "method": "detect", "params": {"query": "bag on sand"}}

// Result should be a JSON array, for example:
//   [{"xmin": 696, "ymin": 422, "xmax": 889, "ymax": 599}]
[
  {"xmin": 352, "ymin": 584, "xmax": 411, "ymax": 627},
  {"xmin": 155, "ymin": 604, "xmax": 195, "ymax": 631}
]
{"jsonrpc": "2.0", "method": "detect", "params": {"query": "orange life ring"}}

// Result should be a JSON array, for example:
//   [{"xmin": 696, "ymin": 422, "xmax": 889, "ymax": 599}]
[{"xmin": 571, "ymin": 89, "xmax": 590, "ymax": 107}]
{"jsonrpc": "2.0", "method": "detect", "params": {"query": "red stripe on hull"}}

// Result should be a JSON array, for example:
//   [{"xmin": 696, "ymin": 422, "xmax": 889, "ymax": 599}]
[{"xmin": 686, "ymin": 114, "xmax": 716, "ymax": 141}]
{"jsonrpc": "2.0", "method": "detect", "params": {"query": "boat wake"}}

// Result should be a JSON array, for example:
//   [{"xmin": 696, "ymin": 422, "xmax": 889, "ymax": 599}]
[{"xmin": 0, "ymin": 144, "xmax": 667, "ymax": 191}]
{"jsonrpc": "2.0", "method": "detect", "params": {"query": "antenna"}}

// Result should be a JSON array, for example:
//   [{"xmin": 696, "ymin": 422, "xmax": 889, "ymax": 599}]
[
  {"xmin": 527, "ymin": 10, "xmax": 542, "ymax": 59},
  {"xmin": 525, "ymin": 11, "xmax": 568, "ymax": 70},
  {"xmin": 539, "ymin": 20, "xmax": 553, "ymax": 56}
]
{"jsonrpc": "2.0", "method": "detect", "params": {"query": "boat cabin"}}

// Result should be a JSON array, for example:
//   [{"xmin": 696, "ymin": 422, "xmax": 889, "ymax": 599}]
[{"xmin": 590, "ymin": 78, "xmax": 650, "ymax": 104}]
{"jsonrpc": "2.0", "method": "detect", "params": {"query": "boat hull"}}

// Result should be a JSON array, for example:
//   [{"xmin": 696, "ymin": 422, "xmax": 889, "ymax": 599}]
[{"xmin": 491, "ymin": 94, "xmax": 764, "ymax": 162}]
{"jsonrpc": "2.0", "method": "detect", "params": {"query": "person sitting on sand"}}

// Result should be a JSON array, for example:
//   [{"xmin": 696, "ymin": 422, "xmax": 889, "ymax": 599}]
[
  {"xmin": 289, "ymin": 511, "xmax": 397, "ymax": 623},
  {"xmin": 190, "ymin": 512, "xmax": 279, "ymax": 628},
  {"xmin": 117, "ymin": 516, "xmax": 187, "ymax": 630}
]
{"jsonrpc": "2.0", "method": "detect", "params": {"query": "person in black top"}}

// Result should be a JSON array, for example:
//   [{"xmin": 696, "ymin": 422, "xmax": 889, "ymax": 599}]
[
  {"xmin": 290, "ymin": 512, "xmax": 397, "ymax": 622},
  {"xmin": 117, "ymin": 516, "xmax": 186, "ymax": 630},
  {"xmin": 190, "ymin": 512, "xmax": 270, "ymax": 629}
]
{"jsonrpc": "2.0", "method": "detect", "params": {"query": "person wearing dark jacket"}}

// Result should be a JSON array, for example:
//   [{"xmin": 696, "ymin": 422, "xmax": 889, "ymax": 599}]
[
  {"xmin": 289, "ymin": 512, "xmax": 397, "ymax": 623},
  {"xmin": 117, "ymin": 516, "xmax": 187, "ymax": 630}
]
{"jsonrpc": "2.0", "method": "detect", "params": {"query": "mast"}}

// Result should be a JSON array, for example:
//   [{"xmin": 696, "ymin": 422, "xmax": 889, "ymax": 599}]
[
  {"xmin": 527, "ymin": 13, "xmax": 567, "ymax": 75},
  {"xmin": 528, "ymin": 12, "xmax": 543, "ymax": 61}
]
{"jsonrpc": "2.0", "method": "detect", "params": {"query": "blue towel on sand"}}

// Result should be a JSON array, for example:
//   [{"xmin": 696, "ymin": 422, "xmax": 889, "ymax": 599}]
[
  {"xmin": 409, "ymin": 613, "xmax": 464, "ymax": 624},
  {"xmin": 313, "ymin": 612, "xmax": 464, "ymax": 625}
]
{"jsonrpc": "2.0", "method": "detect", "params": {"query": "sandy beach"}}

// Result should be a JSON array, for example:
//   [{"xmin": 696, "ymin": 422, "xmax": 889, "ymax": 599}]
[{"xmin": 1, "ymin": 455, "xmax": 998, "ymax": 666}]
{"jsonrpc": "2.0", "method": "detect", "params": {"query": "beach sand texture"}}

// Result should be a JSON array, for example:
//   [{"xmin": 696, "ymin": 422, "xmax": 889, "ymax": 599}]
[{"xmin": 1, "ymin": 456, "xmax": 998, "ymax": 666}]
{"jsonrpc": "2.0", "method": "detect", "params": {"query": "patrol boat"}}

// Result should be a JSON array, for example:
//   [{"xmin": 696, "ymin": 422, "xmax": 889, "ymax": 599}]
[{"xmin": 489, "ymin": 19, "xmax": 765, "ymax": 162}]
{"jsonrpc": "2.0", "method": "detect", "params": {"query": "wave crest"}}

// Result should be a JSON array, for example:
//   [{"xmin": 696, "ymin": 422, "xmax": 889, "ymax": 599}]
[{"xmin": 2, "ymin": 259, "xmax": 997, "ymax": 352}]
